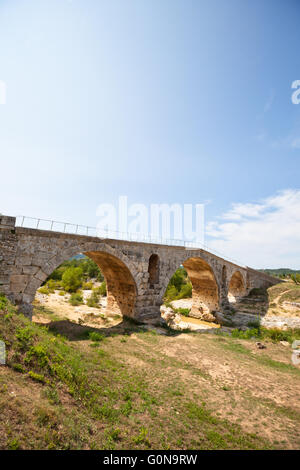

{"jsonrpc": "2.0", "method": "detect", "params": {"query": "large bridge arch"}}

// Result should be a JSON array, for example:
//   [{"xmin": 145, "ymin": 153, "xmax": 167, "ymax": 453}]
[
  {"xmin": 183, "ymin": 257, "xmax": 219, "ymax": 321},
  {"xmin": 20, "ymin": 241, "xmax": 139, "ymax": 319},
  {"xmin": 159, "ymin": 254, "xmax": 220, "ymax": 322}
]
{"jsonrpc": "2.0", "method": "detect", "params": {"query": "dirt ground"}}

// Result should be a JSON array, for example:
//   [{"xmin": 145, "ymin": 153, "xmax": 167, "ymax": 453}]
[{"xmin": 28, "ymin": 290, "xmax": 300, "ymax": 449}]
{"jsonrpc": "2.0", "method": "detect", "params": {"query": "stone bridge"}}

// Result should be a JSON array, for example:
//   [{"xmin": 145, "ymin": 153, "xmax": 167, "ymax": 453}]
[{"xmin": 0, "ymin": 215, "xmax": 279, "ymax": 322}]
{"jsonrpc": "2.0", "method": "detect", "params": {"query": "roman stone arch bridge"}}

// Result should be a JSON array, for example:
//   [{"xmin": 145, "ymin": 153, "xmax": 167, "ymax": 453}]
[{"xmin": 0, "ymin": 215, "xmax": 278, "ymax": 322}]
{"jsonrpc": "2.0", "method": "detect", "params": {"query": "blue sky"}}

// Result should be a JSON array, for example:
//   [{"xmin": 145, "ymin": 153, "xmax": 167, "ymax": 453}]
[{"xmin": 0, "ymin": 0, "xmax": 300, "ymax": 268}]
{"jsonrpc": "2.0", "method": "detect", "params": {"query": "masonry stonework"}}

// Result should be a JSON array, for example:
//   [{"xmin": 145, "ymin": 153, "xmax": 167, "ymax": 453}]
[{"xmin": 0, "ymin": 215, "xmax": 280, "ymax": 322}]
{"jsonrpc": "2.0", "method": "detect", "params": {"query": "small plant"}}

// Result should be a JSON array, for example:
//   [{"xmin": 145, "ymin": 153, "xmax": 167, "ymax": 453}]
[
  {"xmin": 222, "ymin": 385, "xmax": 231, "ymax": 391},
  {"xmin": 83, "ymin": 281, "xmax": 93, "ymax": 290},
  {"xmin": 69, "ymin": 292, "xmax": 84, "ymax": 306},
  {"xmin": 231, "ymin": 328, "xmax": 260, "ymax": 340},
  {"xmin": 15, "ymin": 326, "xmax": 34, "ymax": 349},
  {"xmin": 174, "ymin": 307, "xmax": 190, "ymax": 317},
  {"xmin": 247, "ymin": 318, "xmax": 260, "ymax": 328},
  {"xmin": 11, "ymin": 363, "xmax": 26, "ymax": 373},
  {"xmin": 28, "ymin": 370, "xmax": 47, "ymax": 384},
  {"xmin": 133, "ymin": 426, "xmax": 151, "ymax": 447},
  {"xmin": 46, "ymin": 279, "xmax": 60, "ymax": 291},
  {"xmin": 58, "ymin": 290, "xmax": 65, "ymax": 296},
  {"xmin": 93, "ymin": 282, "xmax": 107, "ymax": 297},
  {"xmin": 108, "ymin": 428, "xmax": 121, "ymax": 442},
  {"xmin": 87, "ymin": 290, "xmax": 100, "ymax": 308},
  {"xmin": 7, "ymin": 438, "xmax": 21, "ymax": 450},
  {"xmin": 38, "ymin": 286, "xmax": 50, "ymax": 295},
  {"xmin": 0, "ymin": 293, "xmax": 8, "ymax": 310},
  {"xmin": 89, "ymin": 331, "xmax": 104, "ymax": 342}
]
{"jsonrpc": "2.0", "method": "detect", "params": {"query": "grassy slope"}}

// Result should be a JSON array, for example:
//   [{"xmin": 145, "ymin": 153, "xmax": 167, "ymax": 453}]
[{"xmin": 0, "ymin": 299, "xmax": 300, "ymax": 450}]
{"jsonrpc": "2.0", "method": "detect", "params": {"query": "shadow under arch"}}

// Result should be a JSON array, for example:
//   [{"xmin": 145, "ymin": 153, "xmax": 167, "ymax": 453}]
[
  {"xmin": 84, "ymin": 251, "xmax": 137, "ymax": 318},
  {"xmin": 182, "ymin": 257, "xmax": 219, "ymax": 321},
  {"xmin": 228, "ymin": 270, "xmax": 246, "ymax": 301}
]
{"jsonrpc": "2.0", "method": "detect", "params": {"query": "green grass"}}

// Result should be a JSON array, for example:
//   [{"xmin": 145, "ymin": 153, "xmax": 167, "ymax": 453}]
[
  {"xmin": 231, "ymin": 326, "xmax": 300, "ymax": 344},
  {"xmin": 216, "ymin": 335, "xmax": 300, "ymax": 376},
  {"xmin": 0, "ymin": 296, "xmax": 299, "ymax": 450}
]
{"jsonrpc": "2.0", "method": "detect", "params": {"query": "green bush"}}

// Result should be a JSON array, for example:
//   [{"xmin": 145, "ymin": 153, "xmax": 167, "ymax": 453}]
[
  {"xmin": 83, "ymin": 281, "xmax": 93, "ymax": 290},
  {"xmin": 176, "ymin": 282, "xmax": 192, "ymax": 299},
  {"xmin": 46, "ymin": 279, "xmax": 61, "ymax": 291},
  {"xmin": 174, "ymin": 307, "xmax": 191, "ymax": 317},
  {"xmin": 86, "ymin": 290, "xmax": 100, "ymax": 308},
  {"xmin": 69, "ymin": 292, "xmax": 84, "ymax": 306},
  {"xmin": 16, "ymin": 327, "xmax": 35, "ymax": 350},
  {"xmin": 48, "ymin": 257, "xmax": 103, "ymax": 283},
  {"xmin": 38, "ymin": 286, "xmax": 50, "ymax": 295},
  {"xmin": 99, "ymin": 281, "xmax": 106, "ymax": 296},
  {"xmin": 28, "ymin": 370, "xmax": 47, "ymax": 384},
  {"xmin": 89, "ymin": 332, "xmax": 104, "ymax": 342},
  {"xmin": 62, "ymin": 267, "xmax": 83, "ymax": 293},
  {"xmin": 231, "ymin": 328, "xmax": 260, "ymax": 340},
  {"xmin": 291, "ymin": 273, "xmax": 300, "ymax": 284},
  {"xmin": 93, "ymin": 282, "xmax": 107, "ymax": 297},
  {"xmin": 0, "ymin": 293, "xmax": 8, "ymax": 310},
  {"xmin": 231, "ymin": 327, "xmax": 300, "ymax": 344},
  {"xmin": 247, "ymin": 319, "xmax": 261, "ymax": 328},
  {"xmin": 11, "ymin": 363, "xmax": 26, "ymax": 373},
  {"xmin": 164, "ymin": 268, "xmax": 192, "ymax": 302}
]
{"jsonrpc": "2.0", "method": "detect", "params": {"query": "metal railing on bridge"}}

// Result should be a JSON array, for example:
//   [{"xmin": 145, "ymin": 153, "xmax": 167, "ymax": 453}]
[{"xmin": 15, "ymin": 215, "xmax": 246, "ymax": 268}]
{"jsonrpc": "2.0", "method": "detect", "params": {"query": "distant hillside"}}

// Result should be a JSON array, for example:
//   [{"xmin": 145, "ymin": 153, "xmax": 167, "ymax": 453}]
[{"xmin": 259, "ymin": 268, "xmax": 300, "ymax": 277}]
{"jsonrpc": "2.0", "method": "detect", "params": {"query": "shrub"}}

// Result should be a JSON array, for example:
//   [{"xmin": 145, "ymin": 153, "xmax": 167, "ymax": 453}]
[
  {"xmin": 164, "ymin": 268, "xmax": 192, "ymax": 302},
  {"xmin": 61, "ymin": 267, "xmax": 83, "ymax": 293},
  {"xmin": 69, "ymin": 292, "xmax": 84, "ymax": 306},
  {"xmin": 48, "ymin": 257, "xmax": 104, "ymax": 283},
  {"xmin": 93, "ymin": 282, "xmax": 107, "ymax": 297},
  {"xmin": 230, "ymin": 326, "xmax": 300, "ymax": 344},
  {"xmin": 291, "ymin": 273, "xmax": 300, "ymax": 284},
  {"xmin": 177, "ymin": 282, "xmax": 192, "ymax": 299},
  {"xmin": 11, "ymin": 363, "xmax": 26, "ymax": 373},
  {"xmin": 38, "ymin": 286, "xmax": 50, "ymax": 295},
  {"xmin": 165, "ymin": 285, "xmax": 178, "ymax": 302},
  {"xmin": 0, "ymin": 293, "xmax": 8, "ymax": 310},
  {"xmin": 28, "ymin": 371, "xmax": 47, "ymax": 384},
  {"xmin": 247, "ymin": 319, "xmax": 261, "ymax": 328},
  {"xmin": 15, "ymin": 327, "xmax": 35, "ymax": 349},
  {"xmin": 83, "ymin": 281, "xmax": 93, "ymax": 290},
  {"xmin": 46, "ymin": 279, "xmax": 61, "ymax": 291},
  {"xmin": 175, "ymin": 307, "xmax": 190, "ymax": 317},
  {"xmin": 231, "ymin": 328, "xmax": 260, "ymax": 340},
  {"xmin": 86, "ymin": 290, "xmax": 100, "ymax": 308},
  {"xmin": 99, "ymin": 281, "xmax": 107, "ymax": 296},
  {"xmin": 7, "ymin": 438, "xmax": 21, "ymax": 450},
  {"xmin": 89, "ymin": 332, "xmax": 104, "ymax": 342}
]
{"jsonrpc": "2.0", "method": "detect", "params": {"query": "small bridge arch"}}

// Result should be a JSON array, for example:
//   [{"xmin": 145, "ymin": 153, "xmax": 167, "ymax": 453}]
[{"xmin": 228, "ymin": 270, "xmax": 247, "ymax": 301}]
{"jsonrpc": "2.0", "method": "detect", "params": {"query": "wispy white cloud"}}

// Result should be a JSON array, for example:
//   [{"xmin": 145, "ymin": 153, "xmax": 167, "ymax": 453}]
[
  {"xmin": 255, "ymin": 121, "xmax": 300, "ymax": 151},
  {"xmin": 206, "ymin": 189, "xmax": 300, "ymax": 269}
]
